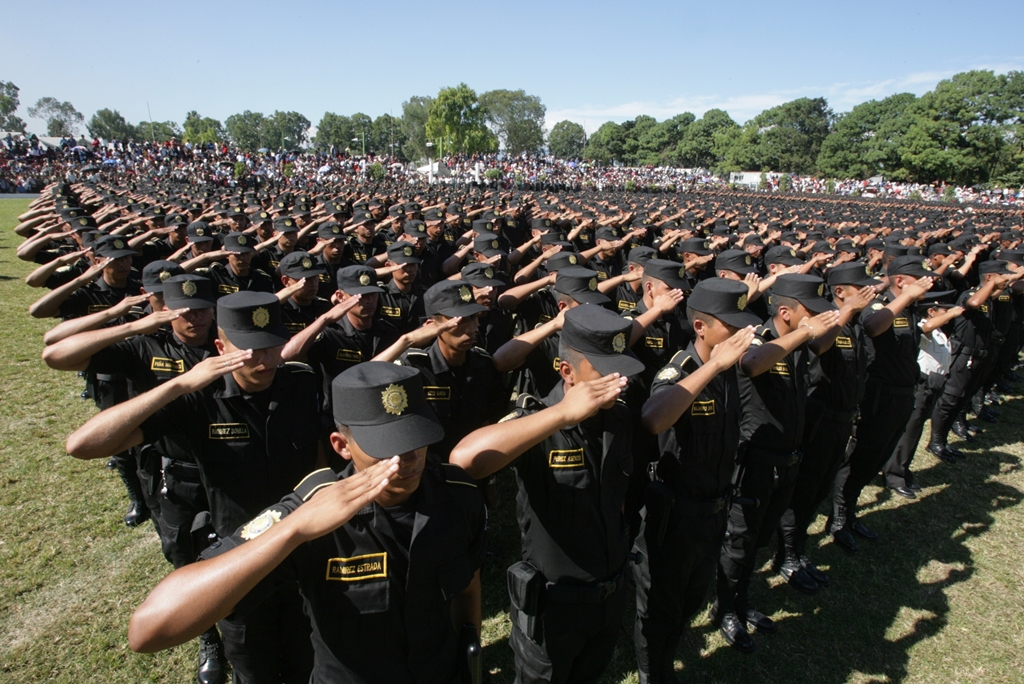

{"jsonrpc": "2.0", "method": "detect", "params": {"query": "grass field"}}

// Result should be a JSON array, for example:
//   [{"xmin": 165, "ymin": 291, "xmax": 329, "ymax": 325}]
[{"xmin": 1, "ymin": 196, "xmax": 1023, "ymax": 683}]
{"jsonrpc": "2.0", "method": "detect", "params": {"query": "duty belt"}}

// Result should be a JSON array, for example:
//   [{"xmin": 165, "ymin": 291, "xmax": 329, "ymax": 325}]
[
  {"xmin": 961, "ymin": 347, "xmax": 988, "ymax": 358},
  {"xmin": 545, "ymin": 572, "xmax": 625, "ymax": 604}
]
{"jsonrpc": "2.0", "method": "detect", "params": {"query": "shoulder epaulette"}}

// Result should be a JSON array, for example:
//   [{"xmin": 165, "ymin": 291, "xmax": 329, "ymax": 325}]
[
  {"xmin": 282, "ymin": 361, "xmax": 314, "ymax": 373},
  {"xmin": 293, "ymin": 468, "xmax": 339, "ymax": 501},
  {"xmin": 667, "ymin": 350, "xmax": 697, "ymax": 370},
  {"xmin": 440, "ymin": 462, "xmax": 477, "ymax": 488}
]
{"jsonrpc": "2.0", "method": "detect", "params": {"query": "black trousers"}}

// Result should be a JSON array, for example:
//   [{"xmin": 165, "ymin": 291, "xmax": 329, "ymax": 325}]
[
  {"xmin": 632, "ymin": 502, "xmax": 727, "ymax": 682},
  {"xmin": 219, "ymin": 583, "xmax": 314, "ymax": 684},
  {"xmin": 834, "ymin": 382, "xmax": 915, "ymax": 519},
  {"xmin": 780, "ymin": 399, "xmax": 854, "ymax": 557},
  {"xmin": 718, "ymin": 452, "xmax": 800, "ymax": 612},
  {"xmin": 510, "ymin": 578, "xmax": 628, "ymax": 684},
  {"xmin": 884, "ymin": 375, "xmax": 943, "ymax": 489},
  {"xmin": 931, "ymin": 352, "xmax": 994, "ymax": 440}
]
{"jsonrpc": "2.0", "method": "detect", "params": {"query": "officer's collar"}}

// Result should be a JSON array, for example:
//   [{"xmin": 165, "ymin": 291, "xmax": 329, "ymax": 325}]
[{"xmin": 427, "ymin": 339, "xmax": 452, "ymax": 375}]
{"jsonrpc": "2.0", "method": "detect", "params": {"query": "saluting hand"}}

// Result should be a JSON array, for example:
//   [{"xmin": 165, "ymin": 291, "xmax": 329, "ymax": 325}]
[
  {"xmin": 131, "ymin": 307, "xmax": 189, "ymax": 336},
  {"xmin": 709, "ymin": 326, "xmax": 756, "ymax": 368},
  {"xmin": 653, "ymin": 289, "xmax": 685, "ymax": 315},
  {"xmin": 801, "ymin": 310, "xmax": 841, "ymax": 339},
  {"xmin": 404, "ymin": 316, "xmax": 462, "ymax": 348},
  {"xmin": 904, "ymin": 276, "xmax": 935, "ymax": 301},
  {"xmin": 177, "ymin": 349, "xmax": 252, "ymax": 393},
  {"xmin": 558, "ymin": 373, "xmax": 628, "ymax": 425},
  {"xmin": 842, "ymin": 286, "xmax": 876, "ymax": 314},
  {"xmin": 290, "ymin": 457, "xmax": 401, "ymax": 543}
]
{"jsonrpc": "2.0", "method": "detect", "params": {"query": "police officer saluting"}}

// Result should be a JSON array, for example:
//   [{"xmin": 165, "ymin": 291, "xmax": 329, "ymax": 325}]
[{"xmin": 452, "ymin": 305, "xmax": 641, "ymax": 684}]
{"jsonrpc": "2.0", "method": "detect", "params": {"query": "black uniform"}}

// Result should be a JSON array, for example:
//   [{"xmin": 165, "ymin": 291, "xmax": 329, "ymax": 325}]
[
  {"xmin": 501, "ymin": 385, "xmax": 634, "ymax": 684},
  {"xmin": 314, "ymin": 254, "xmax": 343, "ymax": 299},
  {"xmin": 306, "ymin": 316, "xmax": 402, "ymax": 412},
  {"xmin": 201, "ymin": 462, "xmax": 486, "ymax": 684},
  {"xmin": 718, "ymin": 320, "xmax": 808, "ymax": 613},
  {"xmin": 199, "ymin": 262, "xmax": 275, "ymax": 297},
  {"xmin": 280, "ymin": 297, "xmax": 332, "ymax": 336},
  {"xmin": 379, "ymin": 280, "xmax": 426, "ymax": 335},
  {"xmin": 632, "ymin": 346, "xmax": 740, "ymax": 681}
]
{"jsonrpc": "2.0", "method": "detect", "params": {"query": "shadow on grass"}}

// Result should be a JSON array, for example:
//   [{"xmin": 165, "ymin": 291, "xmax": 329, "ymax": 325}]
[{"xmin": 478, "ymin": 393, "xmax": 1024, "ymax": 684}]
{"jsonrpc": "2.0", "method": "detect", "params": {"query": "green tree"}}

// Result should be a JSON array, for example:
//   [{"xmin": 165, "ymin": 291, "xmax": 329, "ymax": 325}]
[
  {"xmin": 86, "ymin": 109, "xmax": 137, "ymax": 141},
  {"xmin": 637, "ymin": 113, "xmax": 695, "ymax": 165},
  {"xmin": 348, "ymin": 113, "xmax": 372, "ymax": 153},
  {"xmin": 262, "ymin": 110, "xmax": 310, "ymax": 150},
  {"xmin": 478, "ymin": 89, "xmax": 546, "ymax": 155},
  {"xmin": 675, "ymin": 109, "xmax": 738, "ymax": 168},
  {"xmin": 225, "ymin": 111, "xmax": 267, "ymax": 151},
  {"xmin": 722, "ymin": 97, "xmax": 834, "ymax": 173},
  {"xmin": 547, "ymin": 120, "xmax": 587, "ymax": 159},
  {"xmin": 27, "ymin": 97, "xmax": 84, "ymax": 136},
  {"xmin": 426, "ymin": 84, "xmax": 497, "ymax": 155},
  {"xmin": 137, "ymin": 120, "xmax": 182, "ymax": 143},
  {"xmin": 182, "ymin": 111, "xmax": 226, "ymax": 145},
  {"xmin": 400, "ymin": 95, "xmax": 434, "ymax": 161},
  {"xmin": 371, "ymin": 113, "xmax": 407, "ymax": 159},
  {"xmin": 583, "ymin": 121, "xmax": 625, "ymax": 164},
  {"xmin": 816, "ymin": 93, "xmax": 917, "ymax": 180},
  {"xmin": 312, "ymin": 112, "xmax": 354, "ymax": 151},
  {"xmin": 0, "ymin": 81, "xmax": 26, "ymax": 133}
]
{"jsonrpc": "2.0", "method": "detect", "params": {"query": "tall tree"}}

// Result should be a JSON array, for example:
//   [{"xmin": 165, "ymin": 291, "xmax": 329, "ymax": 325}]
[
  {"xmin": 583, "ymin": 121, "xmax": 625, "ymax": 164},
  {"xmin": 263, "ymin": 110, "xmax": 310, "ymax": 150},
  {"xmin": 182, "ymin": 111, "xmax": 226, "ymax": 145},
  {"xmin": 371, "ymin": 114, "xmax": 407, "ymax": 159},
  {"xmin": 400, "ymin": 96, "xmax": 433, "ymax": 161},
  {"xmin": 637, "ymin": 113, "xmax": 695, "ymax": 165},
  {"xmin": 817, "ymin": 93, "xmax": 917, "ymax": 179},
  {"xmin": 312, "ymin": 112, "xmax": 354, "ymax": 151},
  {"xmin": 137, "ymin": 120, "xmax": 182, "ymax": 143},
  {"xmin": 349, "ymin": 113, "xmax": 372, "ymax": 153},
  {"xmin": 225, "ymin": 111, "xmax": 267, "ymax": 151},
  {"xmin": 547, "ymin": 120, "xmax": 587, "ymax": 159},
  {"xmin": 0, "ymin": 81, "xmax": 26, "ymax": 133},
  {"xmin": 721, "ymin": 97, "xmax": 834, "ymax": 173},
  {"xmin": 425, "ymin": 84, "xmax": 497, "ymax": 155},
  {"xmin": 675, "ymin": 109, "xmax": 738, "ymax": 169},
  {"xmin": 479, "ymin": 89, "xmax": 546, "ymax": 155},
  {"xmin": 27, "ymin": 97, "xmax": 84, "ymax": 136},
  {"xmin": 86, "ymin": 109, "xmax": 137, "ymax": 141}
]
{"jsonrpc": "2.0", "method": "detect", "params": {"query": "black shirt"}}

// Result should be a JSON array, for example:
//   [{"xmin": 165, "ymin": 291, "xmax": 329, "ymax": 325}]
[
  {"xmin": 807, "ymin": 317, "xmax": 869, "ymax": 411},
  {"xmin": 863, "ymin": 289, "xmax": 924, "ymax": 388},
  {"xmin": 58, "ymin": 276, "xmax": 143, "ymax": 321},
  {"xmin": 198, "ymin": 262, "xmax": 275, "ymax": 297},
  {"xmin": 379, "ymin": 280, "xmax": 426, "ymax": 335},
  {"xmin": 281, "ymin": 297, "xmax": 332, "ymax": 336},
  {"xmin": 739, "ymin": 319, "xmax": 808, "ymax": 453}
]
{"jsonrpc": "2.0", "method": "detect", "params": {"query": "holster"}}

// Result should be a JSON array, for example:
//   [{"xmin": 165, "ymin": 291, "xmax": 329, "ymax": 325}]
[
  {"xmin": 507, "ymin": 561, "xmax": 545, "ymax": 644},
  {"xmin": 190, "ymin": 511, "xmax": 217, "ymax": 557}
]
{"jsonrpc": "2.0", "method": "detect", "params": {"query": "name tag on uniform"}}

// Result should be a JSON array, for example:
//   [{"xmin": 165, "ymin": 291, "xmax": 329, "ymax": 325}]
[
  {"xmin": 552, "ymin": 356, "xmax": 562, "ymax": 371},
  {"xmin": 217, "ymin": 284, "xmax": 239, "ymax": 294},
  {"xmin": 770, "ymin": 361, "xmax": 791, "ymax": 376},
  {"xmin": 645, "ymin": 337, "xmax": 664, "ymax": 349},
  {"xmin": 284, "ymin": 322, "xmax": 306, "ymax": 333},
  {"xmin": 326, "ymin": 553, "xmax": 388, "ymax": 582},
  {"xmin": 979, "ymin": 305, "xmax": 989, "ymax": 314},
  {"xmin": 424, "ymin": 386, "xmax": 451, "ymax": 401},
  {"xmin": 318, "ymin": 273, "xmax": 331, "ymax": 283},
  {"xmin": 381, "ymin": 306, "xmax": 401, "ymax": 317},
  {"xmin": 617, "ymin": 300, "xmax": 634, "ymax": 311},
  {"xmin": 208, "ymin": 423, "xmax": 251, "ymax": 440},
  {"xmin": 893, "ymin": 317, "xmax": 909, "ymax": 328},
  {"xmin": 691, "ymin": 400, "xmax": 716, "ymax": 416},
  {"xmin": 87, "ymin": 304, "xmax": 109, "ymax": 313},
  {"xmin": 548, "ymin": 448, "xmax": 585, "ymax": 468},
  {"xmin": 150, "ymin": 357, "xmax": 185, "ymax": 373},
  {"xmin": 834, "ymin": 336, "xmax": 853, "ymax": 349},
  {"xmin": 335, "ymin": 349, "xmax": 362, "ymax": 363},
  {"xmin": 998, "ymin": 295, "xmax": 1010, "ymax": 302}
]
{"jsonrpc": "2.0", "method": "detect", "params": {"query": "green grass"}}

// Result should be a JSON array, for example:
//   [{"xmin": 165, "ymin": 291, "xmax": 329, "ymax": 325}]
[{"xmin": 1, "ymin": 196, "xmax": 1023, "ymax": 682}]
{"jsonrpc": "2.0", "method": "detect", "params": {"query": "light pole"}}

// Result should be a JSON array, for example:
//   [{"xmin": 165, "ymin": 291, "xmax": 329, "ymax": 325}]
[{"xmin": 426, "ymin": 141, "xmax": 434, "ymax": 185}]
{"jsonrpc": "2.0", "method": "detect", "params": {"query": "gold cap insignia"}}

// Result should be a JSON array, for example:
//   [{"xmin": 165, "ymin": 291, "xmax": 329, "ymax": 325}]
[
  {"xmin": 113, "ymin": 239, "xmax": 125, "ymax": 249},
  {"xmin": 332, "ymin": 226, "xmax": 340, "ymax": 234},
  {"xmin": 738, "ymin": 293, "xmax": 748, "ymax": 310},
  {"xmin": 568, "ymin": 255, "xmax": 578, "ymax": 264},
  {"xmin": 490, "ymin": 240, "xmax": 499, "ymax": 249},
  {"xmin": 158, "ymin": 270, "xmax": 171, "ymax": 282},
  {"xmin": 195, "ymin": 227, "xmax": 205, "ymax": 236},
  {"xmin": 745, "ymin": 255, "xmax": 752, "ymax": 265},
  {"xmin": 301, "ymin": 257, "xmax": 312, "ymax": 269},
  {"xmin": 486, "ymin": 222, "xmax": 493, "ymax": 230},
  {"xmin": 78, "ymin": 218, "xmax": 88, "ymax": 226},
  {"xmin": 240, "ymin": 509, "xmax": 281, "ymax": 540},
  {"xmin": 285, "ymin": 219, "xmax": 294, "ymax": 227},
  {"xmin": 612, "ymin": 332, "xmax": 626, "ymax": 353},
  {"xmin": 588, "ymin": 277, "xmax": 598, "ymax": 291},
  {"xmin": 359, "ymin": 274, "xmax": 372, "ymax": 285},
  {"xmin": 403, "ymin": 246, "xmax": 413, "ymax": 257},
  {"xmin": 922, "ymin": 260, "xmax": 932, "ymax": 271},
  {"xmin": 459, "ymin": 285, "xmax": 472, "ymax": 302},
  {"xmin": 678, "ymin": 266, "xmax": 687, "ymax": 279},
  {"xmin": 237, "ymin": 235, "xmax": 247, "ymax": 245},
  {"xmin": 545, "ymin": 219, "xmax": 552, "ymax": 226},
  {"xmin": 656, "ymin": 366, "xmax": 680, "ymax": 382},
  {"xmin": 252, "ymin": 307, "xmax": 270, "ymax": 328},
  {"xmin": 181, "ymin": 279, "xmax": 197, "ymax": 297},
  {"xmin": 484, "ymin": 267, "xmax": 494, "ymax": 279},
  {"xmin": 817, "ymin": 284, "xmax": 824, "ymax": 296},
  {"xmin": 381, "ymin": 383, "xmax": 409, "ymax": 415},
  {"xmin": 865, "ymin": 266, "xmax": 871, "ymax": 276}
]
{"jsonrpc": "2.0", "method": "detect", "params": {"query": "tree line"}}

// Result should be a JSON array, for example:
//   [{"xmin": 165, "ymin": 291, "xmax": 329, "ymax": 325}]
[{"xmin": 2, "ymin": 70, "xmax": 1021, "ymax": 186}]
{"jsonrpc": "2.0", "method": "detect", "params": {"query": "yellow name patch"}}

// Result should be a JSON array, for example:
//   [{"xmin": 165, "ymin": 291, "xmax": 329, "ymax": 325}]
[
  {"xmin": 381, "ymin": 306, "xmax": 402, "ymax": 317},
  {"xmin": 335, "ymin": 349, "xmax": 362, "ymax": 363},
  {"xmin": 979, "ymin": 305, "xmax": 989, "ymax": 314},
  {"xmin": 217, "ymin": 284, "xmax": 240, "ymax": 294},
  {"xmin": 150, "ymin": 357, "xmax": 185, "ymax": 373},
  {"xmin": 618, "ymin": 300, "xmax": 634, "ymax": 311},
  {"xmin": 87, "ymin": 304, "xmax": 110, "ymax": 314},
  {"xmin": 997, "ymin": 295, "xmax": 1010, "ymax": 302},
  {"xmin": 208, "ymin": 423, "xmax": 251, "ymax": 440},
  {"xmin": 424, "ymin": 386, "xmax": 452, "ymax": 401},
  {"xmin": 690, "ymin": 400, "xmax": 716, "ymax": 416},
  {"xmin": 770, "ymin": 361, "xmax": 791, "ymax": 376},
  {"xmin": 326, "ymin": 553, "xmax": 388, "ymax": 582},
  {"xmin": 834, "ymin": 336, "xmax": 853, "ymax": 349},
  {"xmin": 645, "ymin": 337, "xmax": 665, "ymax": 349},
  {"xmin": 284, "ymin": 322, "xmax": 306, "ymax": 333},
  {"xmin": 548, "ymin": 448, "xmax": 585, "ymax": 468},
  {"xmin": 893, "ymin": 317, "xmax": 909, "ymax": 328}
]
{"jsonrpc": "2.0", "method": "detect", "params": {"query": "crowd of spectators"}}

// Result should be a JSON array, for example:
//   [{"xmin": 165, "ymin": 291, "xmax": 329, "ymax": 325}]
[{"xmin": 3, "ymin": 131, "xmax": 1022, "ymax": 204}]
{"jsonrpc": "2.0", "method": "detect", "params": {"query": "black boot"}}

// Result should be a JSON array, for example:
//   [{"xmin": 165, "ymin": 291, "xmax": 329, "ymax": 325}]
[
  {"xmin": 197, "ymin": 627, "xmax": 226, "ymax": 684},
  {"xmin": 927, "ymin": 437, "xmax": 958, "ymax": 464},
  {"xmin": 828, "ymin": 509, "xmax": 859, "ymax": 554},
  {"xmin": 774, "ymin": 546, "xmax": 819, "ymax": 594},
  {"xmin": 112, "ymin": 456, "xmax": 150, "ymax": 528},
  {"xmin": 951, "ymin": 416, "xmax": 974, "ymax": 441}
]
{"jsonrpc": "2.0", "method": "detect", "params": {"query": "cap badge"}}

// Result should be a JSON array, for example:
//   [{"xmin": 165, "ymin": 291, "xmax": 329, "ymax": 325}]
[
  {"xmin": 490, "ymin": 240, "xmax": 499, "ymax": 249},
  {"xmin": 252, "ymin": 307, "xmax": 270, "ymax": 328},
  {"xmin": 588, "ymin": 277, "xmax": 598, "ymax": 291},
  {"xmin": 459, "ymin": 285, "xmax": 473, "ymax": 302},
  {"xmin": 381, "ymin": 383, "xmax": 409, "ymax": 416},
  {"xmin": 817, "ymin": 284, "xmax": 824, "ymax": 297},
  {"xmin": 678, "ymin": 266, "xmax": 687, "ymax": 279},
  {"xmin": 403, "ymin": 246, "xmax": 413, "ymax": 257},
  {"xmin": 195, "ymin": 228, "xmax": 205, "ymax": 236},
  {"xmin": 240, "ymin": 509, "xmax": 281, "ymax": 540},
  {"xmin": 737, "ymin": 293, "xmax": 748, "ymax": 310},
  {"xmin": 113, "ymin": 239, "xmax": 125, "ymax": 250},
  {"xmin": 484, "ymin": 267, "xmax": 494, "ymax": 279},
  {"xmin": 301, "ymin": 257, "xmax": 312, "ymax": 269},
  {"xmin": 789, "ymin": 249, "xmax": 797, "ymax": 257},
  {"xmin": 181, "ymin": 279, "xmax": 197, "ymax": 297},
  {"xmin": 158, "ymin": 270, "xmax": 171, "ymax": 282},
  {"xmin": 922, "ymin": 260, "xmax": 932, "ymax": 271},
  {"xmin": 612, "ymin": 332, "xmax": 626, "ymax": 354},
  {"xmin": 332, "ymin": 226, "xmax": 340, "ymax": 234},
  {"xmin": 568, "ymin": 255, "xmax": 578, "ymax": 264},
  {"xmin": 237, "ymin": 235, "xmax": 247, "ymax": 245},
  {"xmin": 865, "ymin": 266, "xmax": 871, "ymax": 276},
  {"xmin": 78, "ymin": 218, "xmax": 88, "ymax": 226},
  {"xmin": 744, "ymin": 255, "xmax": 752, "ymax": 265}
]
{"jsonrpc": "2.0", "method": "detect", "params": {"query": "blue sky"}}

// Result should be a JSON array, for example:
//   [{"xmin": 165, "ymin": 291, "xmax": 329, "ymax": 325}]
[{"xmin": 5, "ymin": 0, "xmax": 1022, "ymax": 136}]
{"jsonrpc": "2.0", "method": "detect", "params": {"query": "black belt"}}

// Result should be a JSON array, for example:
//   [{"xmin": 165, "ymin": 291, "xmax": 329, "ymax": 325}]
[
  {"xmin": 747, "ymin": 447, "xmax": 802, "ymax": 468},
  {"xmin": 545, "ymin": 572, "xmax": 625, "ymax": 604},
  {"xmin": 162, "ymin": 457, "xmax": 201, "ymax": 480},
  {"xmin": 961, "ymin": 347, "xmax": 988, "ymax": 358}
]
